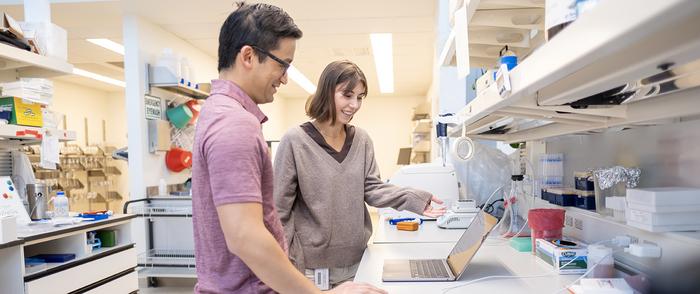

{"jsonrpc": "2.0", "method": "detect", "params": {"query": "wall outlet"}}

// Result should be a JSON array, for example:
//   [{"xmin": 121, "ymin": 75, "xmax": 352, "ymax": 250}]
[{"xmin": 565, "ymin": 215, "xmax": 574, "ymax": 227}]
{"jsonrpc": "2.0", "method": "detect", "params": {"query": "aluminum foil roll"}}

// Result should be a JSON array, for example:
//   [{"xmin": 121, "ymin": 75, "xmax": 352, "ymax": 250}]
[{"xmin": 593, "ymin": 166, "xmax": 641, "ymax": 190}]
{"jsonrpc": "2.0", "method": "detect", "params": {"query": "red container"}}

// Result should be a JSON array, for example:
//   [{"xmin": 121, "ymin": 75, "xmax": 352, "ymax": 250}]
[
  {"xmin": 527, "ymin": 208, "xmax": 565, "ymax": 254},
  {"xmin": 165, "ymin": 148, "xmax": 192, "ymax": 172},
  {"xmin": 185, "ymin": 100, "xmax": 201, "ymax": 124}
]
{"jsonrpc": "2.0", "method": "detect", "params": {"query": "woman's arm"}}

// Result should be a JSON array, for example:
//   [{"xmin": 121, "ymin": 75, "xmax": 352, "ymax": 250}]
[
  {"xmin": 273, "ymin": 135, "xmax": 300, "ymax": 252},
  {"xmin": 362, "ymin": 138, "xmax": 435, "ymax": 214}
]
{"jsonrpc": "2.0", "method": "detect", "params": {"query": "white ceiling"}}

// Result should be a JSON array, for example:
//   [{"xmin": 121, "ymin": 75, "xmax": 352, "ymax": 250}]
[{"xmin": 0, "ymin": 0, "xmax": 437, "ymax": 98}]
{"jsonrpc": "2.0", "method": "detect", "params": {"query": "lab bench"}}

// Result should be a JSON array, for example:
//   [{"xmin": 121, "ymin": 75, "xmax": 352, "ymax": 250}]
[
  {"xmin": 0, "ymin": 214, "xmax": 138, "ymax": 294},
  {"xmin": 354, "ymin": 242, "xmax": 578, "ymax": 294}
]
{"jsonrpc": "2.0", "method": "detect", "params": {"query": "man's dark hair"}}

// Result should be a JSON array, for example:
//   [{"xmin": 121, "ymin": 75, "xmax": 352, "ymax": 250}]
[{"xmin": 218, "ymin": 2, "xmax": 302, "ymax": 72}]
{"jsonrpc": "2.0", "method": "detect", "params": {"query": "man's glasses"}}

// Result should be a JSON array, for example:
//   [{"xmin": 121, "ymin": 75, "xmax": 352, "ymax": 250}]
[{"xmin": 250, "ymin": 45, "xmax": 291, "ymax": 72}]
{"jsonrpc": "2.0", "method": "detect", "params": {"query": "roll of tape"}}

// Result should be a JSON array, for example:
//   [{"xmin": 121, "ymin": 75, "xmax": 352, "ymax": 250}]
[{"xmin": 450, "ymin": 136, "xmax": 475, "ymax": 163}]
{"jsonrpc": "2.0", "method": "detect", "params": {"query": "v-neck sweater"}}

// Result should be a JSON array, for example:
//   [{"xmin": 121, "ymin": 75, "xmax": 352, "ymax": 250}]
[
  {"xmin": 299, "ymin": 122, "xmax": 355, "ymax": 163},
  {"xmin": 273, "ymin": 125, "xmax": 432, "ymax": 269}
]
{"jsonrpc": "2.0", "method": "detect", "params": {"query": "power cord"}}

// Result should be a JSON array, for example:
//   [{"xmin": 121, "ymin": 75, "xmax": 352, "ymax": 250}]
[
  {"xmin": 442, "ymin": 254, "xmax": 586, "ymax": 293},
  {"xmin": 443, "ymin": 240, "xmax": 622, "ymax": 293}
]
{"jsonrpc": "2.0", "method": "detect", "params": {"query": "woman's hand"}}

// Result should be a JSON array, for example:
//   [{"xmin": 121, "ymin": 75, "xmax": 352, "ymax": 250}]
[{"xmin": 422, "ymin": 195, "xmax": 446, "ymax": 218}]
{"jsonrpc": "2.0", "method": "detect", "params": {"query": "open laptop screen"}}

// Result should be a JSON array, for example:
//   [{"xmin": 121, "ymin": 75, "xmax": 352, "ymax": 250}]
[{"xmin": 445, "ymin": 211, "xmax": 499, "ymax": 278}]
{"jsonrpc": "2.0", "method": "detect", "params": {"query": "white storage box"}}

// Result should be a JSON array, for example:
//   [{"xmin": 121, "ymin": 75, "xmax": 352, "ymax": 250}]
[
  {"xmin": 626, "ymin": 187, "xmax": 700, "ymax": 213},
  {"xmin": 626, "ymin": 187, "xmax": 700, "ymax": 206},
  {"xmin": 18, "ymin": 22, "xmax": 67, "ymax": 61},
  {"xmin": 626, "ymin": 220, "xmax": 700, "ymax": 233},
  {"xmin": 627, "ymin": 208, "xmax": 700, "ymax": 226}
]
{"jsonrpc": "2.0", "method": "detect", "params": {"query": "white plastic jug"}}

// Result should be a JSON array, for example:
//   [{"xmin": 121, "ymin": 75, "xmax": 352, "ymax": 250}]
[{"xmin": 52, "ymin": 191, "xmax": 69, "ymax": 218}]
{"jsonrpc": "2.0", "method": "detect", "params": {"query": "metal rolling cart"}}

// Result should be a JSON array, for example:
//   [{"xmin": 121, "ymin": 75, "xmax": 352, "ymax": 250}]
[{"xmin": 123, "ymin": 195, "xmax": 194, "ymax": 287}]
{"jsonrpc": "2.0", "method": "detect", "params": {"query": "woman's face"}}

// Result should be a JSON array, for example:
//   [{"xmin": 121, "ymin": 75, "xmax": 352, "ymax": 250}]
[{"xmin": 333, "ymin": 82, "xmax": 366, "ymax": 125}]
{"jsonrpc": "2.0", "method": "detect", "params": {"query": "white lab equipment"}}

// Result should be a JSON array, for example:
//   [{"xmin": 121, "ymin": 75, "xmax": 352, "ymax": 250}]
[
  {"xmin": 437, "ymin": 199, "xmax": 478, "ymax": 229},
  {"xmin": 436, "ymin": 211, "xmax": 477, "ymax": 229},
  {"xmin": 625, "ymin": 187, "xmax": 700, "ymax": 232},
  {"xmin": 382, "ymin": 163, "xmax": 460, "ymax": 220}
]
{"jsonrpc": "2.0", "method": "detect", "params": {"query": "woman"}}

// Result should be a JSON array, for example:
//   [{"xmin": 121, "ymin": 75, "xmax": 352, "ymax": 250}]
[{"xmin": 273, "ymin": 60, "xmax": 445, "ymax": 288}]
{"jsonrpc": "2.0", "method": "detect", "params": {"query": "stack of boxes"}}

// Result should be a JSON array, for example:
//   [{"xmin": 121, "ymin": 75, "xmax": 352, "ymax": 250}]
[
  {"xmin": 539, "ymin": 172, "xmax": 597, "ymax": 210},
  {"xmin": 625, "ymin": 187, "xmax": 700, "ymax": 232},
  {"xmin": 0, "ymin": 78, "xmax": 53, "ymax": 127},
  {"xmin": 574, "ymin": 172, "xmax": 596, "ymax": 210}
]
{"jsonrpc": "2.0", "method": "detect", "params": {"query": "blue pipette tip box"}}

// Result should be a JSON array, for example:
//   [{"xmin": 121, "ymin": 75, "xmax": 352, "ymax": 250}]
[
  {"xmin": 29, "ymin": 253, "xmax": 76, "ymax": 263},
  {"xmin": 509, "ymin": 237, "xmax": 532, "ymax": 252}
]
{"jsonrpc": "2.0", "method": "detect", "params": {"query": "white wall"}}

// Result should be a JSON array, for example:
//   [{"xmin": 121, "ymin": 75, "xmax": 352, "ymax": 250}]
[
  {"xmin": 276, "ymin": 95, "xmax": 424, "ymax": 178},
  {"xmin": 50, "ymin": 81, "xmax": 127, "ymax": 212}
]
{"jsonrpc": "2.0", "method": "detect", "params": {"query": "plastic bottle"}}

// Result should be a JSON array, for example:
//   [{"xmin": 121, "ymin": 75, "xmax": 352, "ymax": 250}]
[
  {"xmin": 158, "ymin": 179, "xmax": 168, "ymax": 196},
  {"xmin": 156, "ymin": 48, "xmax": 180, "ymax": 78},
  {"xmin": 53, "ymin": 191, "xmax": 69, "ymax": 218}
]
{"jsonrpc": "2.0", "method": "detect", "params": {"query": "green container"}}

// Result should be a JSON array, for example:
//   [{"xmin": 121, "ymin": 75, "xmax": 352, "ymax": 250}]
[
  {"xmin": 96, "ymin": 230, "xmax": 117, "ymax": 247},
  {"xmin": 509, "ymin": 237, "xmax": 532, "ymax": 252},
  {"xmin": 166, "ymin": 104, "xmax": 193, "ymax": 129}
]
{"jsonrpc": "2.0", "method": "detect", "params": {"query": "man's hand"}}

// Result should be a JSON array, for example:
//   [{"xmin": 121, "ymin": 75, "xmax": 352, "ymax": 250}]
[
  {"xmin": 422, "ymin": 195, "xmax": 446, "ymax": 218},
  {"xmin": 326, "ymin": 282, "xmax": 388, "ymax": 294}
]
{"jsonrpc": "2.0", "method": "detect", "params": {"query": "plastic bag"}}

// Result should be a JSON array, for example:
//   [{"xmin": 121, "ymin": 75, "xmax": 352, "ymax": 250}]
[{"xmin": 449, "ymin": 140, "xmax": 512, "ymax": 206}]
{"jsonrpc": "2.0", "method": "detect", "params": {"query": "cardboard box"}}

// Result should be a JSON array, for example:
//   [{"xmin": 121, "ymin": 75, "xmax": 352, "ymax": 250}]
[
  {"xmin": 536, "ymin": 238, "xmax": 588, "ymax": 274},
  {"xmin": 0, "ymin": 97, "xmax": 43, "ymax": 127}
]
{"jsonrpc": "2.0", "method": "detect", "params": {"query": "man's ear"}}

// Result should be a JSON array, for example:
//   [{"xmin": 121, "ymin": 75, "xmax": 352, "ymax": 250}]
[{"xmin": 237, "ymin": 45, "xmax": 256, "ymax": 70}]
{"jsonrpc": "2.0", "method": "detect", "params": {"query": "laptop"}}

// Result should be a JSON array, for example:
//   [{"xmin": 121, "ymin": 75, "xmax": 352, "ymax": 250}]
[{"xmin": 382, "ymin": 210, "xmax": 500, "ymax": 282}]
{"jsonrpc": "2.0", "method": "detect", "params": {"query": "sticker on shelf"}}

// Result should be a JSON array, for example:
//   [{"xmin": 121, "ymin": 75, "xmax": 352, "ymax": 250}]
[
  {"xmin": 495, "ymin": 63, "xmax": 512, "ymax": 98},
  {"xmin": 144, "ymin": 95, "xmax": 163, "ymax": 120}
]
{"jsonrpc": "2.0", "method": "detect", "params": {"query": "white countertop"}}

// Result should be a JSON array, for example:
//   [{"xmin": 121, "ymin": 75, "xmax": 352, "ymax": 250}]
[
  {"xmin": 354, "ymin": 242, "xmax": 579, "ymax": 294},
  {"xmin": 16, "ymin": 214, "xmax": 135, "ymax": 243},
  {"xmin": 373, "ymin": 215, "xmax": 465, "ymax": 244}
]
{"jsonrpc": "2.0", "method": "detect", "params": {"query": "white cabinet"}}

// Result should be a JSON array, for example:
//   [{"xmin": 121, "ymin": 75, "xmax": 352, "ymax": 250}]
[{"xmin": 0, "ymin": 215, "xmax": 138, "ymax": 294}]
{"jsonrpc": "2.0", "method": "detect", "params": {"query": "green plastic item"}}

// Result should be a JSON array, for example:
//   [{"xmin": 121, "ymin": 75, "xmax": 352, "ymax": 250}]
[
  {"xmin": 510, "ymin": 237, "xmax": 532, "ymax": 252},
  {"xmin": 166, "ymin": 104, "xmax": 193, "ymax": 129},
  {"xmin": 96, "ymin": 230, "xmax": 117, "ymax": 247}
]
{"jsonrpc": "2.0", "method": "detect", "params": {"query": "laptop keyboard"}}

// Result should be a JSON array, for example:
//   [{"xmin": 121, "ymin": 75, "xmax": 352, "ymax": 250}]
[{"xmin": 409, "ymin": 259, "xmax": 450, "ymax": 278}]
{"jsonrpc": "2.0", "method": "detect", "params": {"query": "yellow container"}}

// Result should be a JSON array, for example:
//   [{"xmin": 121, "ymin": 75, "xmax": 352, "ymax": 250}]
[{"xmin": 0, "ymin": 97, "xmax": 43, "ymax": 127}]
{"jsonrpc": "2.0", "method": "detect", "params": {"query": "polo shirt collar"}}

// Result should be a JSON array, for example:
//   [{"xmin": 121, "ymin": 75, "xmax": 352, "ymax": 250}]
[{"xmin": 210, "ymin": 79, "xmax": 268, "ymax": 123}]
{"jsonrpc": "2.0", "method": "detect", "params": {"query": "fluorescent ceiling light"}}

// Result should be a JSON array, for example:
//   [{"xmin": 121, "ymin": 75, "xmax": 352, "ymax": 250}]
[
  {"xmin": 86, "ymin": 38, "xmax": 124, "ymax": 55},
  {"xmin": 370, "ymin": 33, "xmax": 394, "ymax": 94},
  {"xmin": 288, "ymin": 65, "xmax": 316, "ymax": 94},
  {"xmin": 73, "ymin": 68, "xmax": 126, "ymax": 88}
]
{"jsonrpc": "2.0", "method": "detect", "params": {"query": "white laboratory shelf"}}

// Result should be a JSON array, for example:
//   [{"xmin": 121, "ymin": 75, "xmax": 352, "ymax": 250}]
[
  {"xmin": 138, "ymin": 249, "xmax": 195, "ymax": 268},
  {"xmin": 0, "ymin": 124, "xmax": 76, "ymax": 145},
  {"xmin": 138, "ymin": 267, "xmax": 196, "ymax": 279},
  {"xmin": 412, "ymin": 119, "xmax": 432, "ymax": 134},
  {"xmin": 24, "ymin": 243, "xmax": 135, "ymax": 280},
  {"xmin": 448, "ymin": 0, "xmax": 700, "ymax": 143},
  {"xmin": 0, "ymin": 43, "xmax": 73, "ymax": 78},
  {"xmin": 127, "ymin": 205, "xmax": 192, "ymax": 217},
  {"xmin": 148, "ymin": 65, "xmax": 209, "ymax": 99}
]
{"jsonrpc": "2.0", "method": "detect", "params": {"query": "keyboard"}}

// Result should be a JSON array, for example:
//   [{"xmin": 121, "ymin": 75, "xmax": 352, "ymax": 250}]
[{"xmin": 409, "ymin": 259, "xmax": 450, "ymax": 278}]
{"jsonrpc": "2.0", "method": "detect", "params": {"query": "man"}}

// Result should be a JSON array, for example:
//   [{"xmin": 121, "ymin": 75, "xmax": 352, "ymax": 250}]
[{"xmin": 192, "ymin": 2, "xmax": 387, "ymax": 294}]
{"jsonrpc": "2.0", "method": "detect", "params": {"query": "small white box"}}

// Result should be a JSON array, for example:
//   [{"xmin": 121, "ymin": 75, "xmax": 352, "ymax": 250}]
[
  {"xmin": 627, "ymin": 208, "xmax": 700, "ymax": 226},
  {"xmin": 18, "ymin": 22, "xmax": 67, "ymax": 60},
  {"xmin": 0, "ymin": 215, "xmax": 17, "ymax": 244},
  {"xmin": 626, "ymin": 187, "xmax": 700, "ymax": 208}
]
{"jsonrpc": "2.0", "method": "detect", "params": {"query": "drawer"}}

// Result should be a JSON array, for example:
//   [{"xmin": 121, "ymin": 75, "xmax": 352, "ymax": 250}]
[
  {"xmin": 25, "ymin": 248, "xmax": 136, "ymax": 294},
  {"xmin": 84, "ymin": 271, "xmax": 138, "ymax": 294}
]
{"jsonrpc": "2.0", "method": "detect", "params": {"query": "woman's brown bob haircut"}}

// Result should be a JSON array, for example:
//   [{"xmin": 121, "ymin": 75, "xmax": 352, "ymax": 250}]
[{"xmin": 306, "ymin": 60, "xmax": 368, "ymax": 125}]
